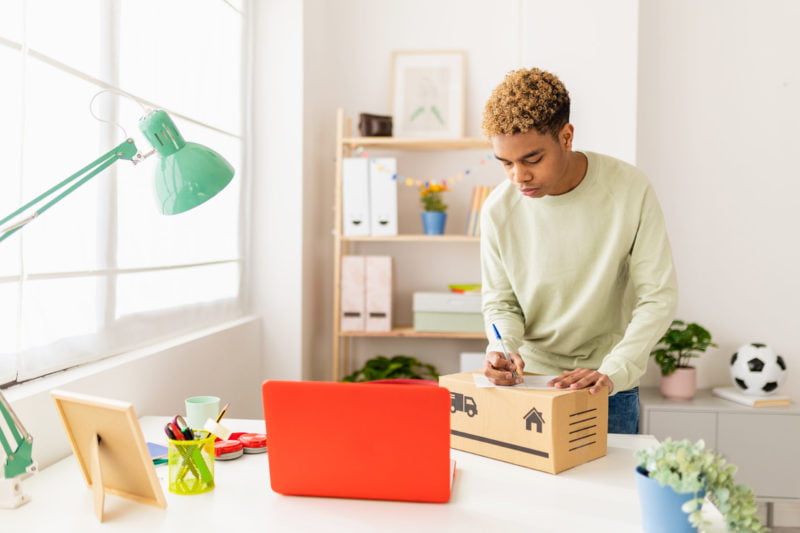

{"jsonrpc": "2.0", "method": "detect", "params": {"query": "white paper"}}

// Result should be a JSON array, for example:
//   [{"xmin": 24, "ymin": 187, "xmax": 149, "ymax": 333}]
[{"xmin": 472, "ymin": 373, "xmax": 560, "ymax": 390}]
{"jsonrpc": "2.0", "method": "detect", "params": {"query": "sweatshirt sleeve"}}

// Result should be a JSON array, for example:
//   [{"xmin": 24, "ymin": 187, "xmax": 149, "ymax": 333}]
[
  {"xmin": 480, "ymin": 205, "xmax": 526, "ymax": 355},
  {"xmin": 597, "ymin": 183, "xmax": 678, "ymax": 393}
]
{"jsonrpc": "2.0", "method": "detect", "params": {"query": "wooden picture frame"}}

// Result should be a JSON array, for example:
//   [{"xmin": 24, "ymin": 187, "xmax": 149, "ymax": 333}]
[
  {"xmin": 390, "ymin": 50, "xmax": 466, "ymax": 138},
  {"xmin": 51, "ymin": 390, "xmax": 167, "ymax": 522}
]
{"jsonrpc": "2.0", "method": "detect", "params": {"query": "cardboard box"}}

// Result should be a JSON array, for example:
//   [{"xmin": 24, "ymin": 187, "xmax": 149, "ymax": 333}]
[
  {"xmin": 439, "ymin": 371, "xmax": 608, "ymax": 474},
  {"xmin": 413, "ymin": 292, "xmax": 483, "ymax": 333}
]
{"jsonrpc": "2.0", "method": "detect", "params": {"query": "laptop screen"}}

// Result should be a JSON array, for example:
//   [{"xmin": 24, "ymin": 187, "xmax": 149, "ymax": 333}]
[{"xmin": 262, "ymin": 380, "xmax": 453, "ymax": 503}]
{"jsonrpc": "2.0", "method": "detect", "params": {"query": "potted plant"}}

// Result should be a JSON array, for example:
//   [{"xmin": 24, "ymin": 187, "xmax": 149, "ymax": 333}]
[
  {"xmin": 419, "ymin": 182, "xmax": 449, "ymax": 235},
  {"xmin": 635, "ymin": 438, "xmax": 765, "ymax": 533},
  {"xmin": 341, "ymin": 354, "xmax": 439, "ymax": 383},
  {"xmin": 650, "ymin": 319, "xmax": 717, "ymax": 400}
]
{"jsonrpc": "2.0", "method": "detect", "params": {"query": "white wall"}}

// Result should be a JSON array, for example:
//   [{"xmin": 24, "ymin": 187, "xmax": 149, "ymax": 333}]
[
  {"xmin": 521, "ymin": 0, "xmax": 639, "ymax": 163},
  {"xmin": 249, "ymin": 0, "xmax": 308, "ymax": 380},
  {"xmin": 637, "ymin": 0, "xmax": 800, "ymax": 399}
]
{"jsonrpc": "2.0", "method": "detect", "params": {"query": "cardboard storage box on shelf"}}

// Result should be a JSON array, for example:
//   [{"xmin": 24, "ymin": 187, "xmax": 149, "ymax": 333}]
[
  {"xmin": 439, "ymin": 371, "xmax": 608, "ymax": 474},
  {"xmin": 413, "ymin": 292, "xmax": 483, "ymax": 333}
]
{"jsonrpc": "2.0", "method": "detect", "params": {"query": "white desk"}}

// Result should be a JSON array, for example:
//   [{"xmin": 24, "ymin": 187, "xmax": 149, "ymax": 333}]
[{"xmin": 5, "ymin": 417, "xmax": 726, "ymax": 532}]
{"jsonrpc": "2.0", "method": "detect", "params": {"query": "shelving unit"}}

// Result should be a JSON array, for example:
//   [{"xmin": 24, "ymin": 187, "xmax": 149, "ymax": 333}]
[{"xmin": 331, "ymin": 108, "xmax": 491, "ymax": 380}]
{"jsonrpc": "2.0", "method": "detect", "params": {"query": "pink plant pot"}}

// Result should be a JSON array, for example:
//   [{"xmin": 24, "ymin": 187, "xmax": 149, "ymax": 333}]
[{"xmin": 660, "ymin": 367, "xmax": 697, "ymax": 400}]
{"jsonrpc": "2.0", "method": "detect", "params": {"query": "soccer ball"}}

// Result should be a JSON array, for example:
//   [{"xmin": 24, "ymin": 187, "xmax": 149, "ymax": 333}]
[{"xmin": 730, "ymin": 343, "xmax": 787, "ymax": 396}]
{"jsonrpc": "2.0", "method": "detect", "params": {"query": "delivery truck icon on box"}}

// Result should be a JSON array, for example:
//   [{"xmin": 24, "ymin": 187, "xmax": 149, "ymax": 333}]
[{"xmin": 450, "ymin": 392, "xmax": 478, "ymax": 417}]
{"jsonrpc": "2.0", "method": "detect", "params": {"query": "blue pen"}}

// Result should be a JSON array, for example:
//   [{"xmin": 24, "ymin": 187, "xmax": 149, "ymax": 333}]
[{"xmin": 491, "ymin": 323, "xmax": 519, "ymax": 380}]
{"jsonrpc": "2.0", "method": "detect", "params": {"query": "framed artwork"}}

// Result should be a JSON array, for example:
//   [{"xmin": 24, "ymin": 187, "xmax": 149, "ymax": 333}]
[
  {"xmin": 51, "ymin": 390, "xmax": 167, "ymax": 522},
  {"xmin": 390, "ymin": 50, "xmax": 466, "ymax": 138}
]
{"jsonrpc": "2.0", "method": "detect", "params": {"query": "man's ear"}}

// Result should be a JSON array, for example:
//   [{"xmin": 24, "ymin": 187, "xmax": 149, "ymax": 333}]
[{"xmin": 559, "ymin": 123, "xmax": 575, "ymax": 150}]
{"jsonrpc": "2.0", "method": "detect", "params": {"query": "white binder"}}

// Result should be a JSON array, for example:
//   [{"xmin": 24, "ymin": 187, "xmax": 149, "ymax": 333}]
[
  {"xmin": 368, "ymin": 158, "xmax": 398, "ymax": 236},
  {"xmin": 342, "ymin": 158, "xmax": 370, "ymax": 236}
]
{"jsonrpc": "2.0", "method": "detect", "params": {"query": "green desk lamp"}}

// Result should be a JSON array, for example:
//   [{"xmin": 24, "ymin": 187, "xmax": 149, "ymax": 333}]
[
  {"xmin": 0, "ymin": 108, "xmax": 235, "ymax": 507},
  {"xmin": 0, "ymin": 392, "xmax": 35, "ymax": 508},
  {"xmin": 1, "ymin": 108, "xmax": 234, "ymax": 241}
]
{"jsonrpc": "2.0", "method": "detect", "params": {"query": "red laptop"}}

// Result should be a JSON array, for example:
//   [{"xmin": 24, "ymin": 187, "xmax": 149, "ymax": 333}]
[{"xmin": 261, "ymin": 380, "xmax": 455, "ymax": 503}]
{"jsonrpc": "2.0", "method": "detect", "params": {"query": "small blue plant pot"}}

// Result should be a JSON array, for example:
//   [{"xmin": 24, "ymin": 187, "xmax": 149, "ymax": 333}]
[
  {"xmin": 421, "ymin": 211, "xmax": 446, "ymax": 235},
  {"xmin": 635, "ymin": 466, "xmax": 703, "ymax": 533}
]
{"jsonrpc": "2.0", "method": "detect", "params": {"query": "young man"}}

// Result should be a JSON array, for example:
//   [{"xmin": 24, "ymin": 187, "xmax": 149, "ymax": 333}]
[{"xmin": 480, "ymin": 68, "xmax": 677, "ymax": 434}]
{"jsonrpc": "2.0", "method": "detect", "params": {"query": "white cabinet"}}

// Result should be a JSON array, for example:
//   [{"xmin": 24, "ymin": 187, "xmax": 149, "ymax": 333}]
[
  {"xmin": 717, "ymin": 412, "xmax": 798, "ymax": 499},
  {"xmin": 639, "ymin": 387, "xmax": 800, "ymax": 503}
]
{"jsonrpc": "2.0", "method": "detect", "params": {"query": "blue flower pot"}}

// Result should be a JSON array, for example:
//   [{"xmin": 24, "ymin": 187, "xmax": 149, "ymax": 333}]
[
  {"xmin": 635, "ymin": 466, "xmax": 702, "ymax": 533},
  {"xmin": 421, "ymin": 211, "xmax": 446, "ymax": 235}
]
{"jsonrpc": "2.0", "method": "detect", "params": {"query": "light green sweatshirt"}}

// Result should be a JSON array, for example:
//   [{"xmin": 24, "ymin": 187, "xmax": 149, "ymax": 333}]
[{"xmin": 481, "ymin": 151, "xmax": 677, "ymax": 394}]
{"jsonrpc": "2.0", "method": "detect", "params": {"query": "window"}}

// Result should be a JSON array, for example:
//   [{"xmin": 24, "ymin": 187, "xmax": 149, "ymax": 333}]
[{"xmin": 0, "ymin": 0, "xmax": 247, "ymax": 384}]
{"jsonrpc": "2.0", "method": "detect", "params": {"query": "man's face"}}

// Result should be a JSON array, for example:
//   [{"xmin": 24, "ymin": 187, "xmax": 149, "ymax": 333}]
[{"xmin": 491, "ymin": 124, "xmax": 576, "ymax": 198}]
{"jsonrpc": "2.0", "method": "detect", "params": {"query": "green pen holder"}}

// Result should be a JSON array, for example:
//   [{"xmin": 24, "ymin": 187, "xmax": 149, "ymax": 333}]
[{"xmin": 167, "ymin": 432, "xmax": 215, "ymax": 495}]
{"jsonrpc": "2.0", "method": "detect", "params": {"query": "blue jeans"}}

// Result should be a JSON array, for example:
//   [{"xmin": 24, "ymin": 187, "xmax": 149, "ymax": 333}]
[{"xmin": 608, "ymin": 387, "xmax": 639, "ymax": 434}]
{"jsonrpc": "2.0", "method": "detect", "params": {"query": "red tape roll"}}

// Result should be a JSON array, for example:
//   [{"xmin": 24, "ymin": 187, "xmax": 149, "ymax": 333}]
[
  {"xmin": 214, "ymin": 439, "xmax": 244, "ymax": 460},
  {"xmin": 238, "ymin": 433, "xmax": 267, "ymax": 453}
]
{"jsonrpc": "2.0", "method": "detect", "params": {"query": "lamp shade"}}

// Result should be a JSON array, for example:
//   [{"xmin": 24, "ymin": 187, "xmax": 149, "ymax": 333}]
[{"xmin": 139, "ymin": 110, "xmax": 234, "ymax": 215}]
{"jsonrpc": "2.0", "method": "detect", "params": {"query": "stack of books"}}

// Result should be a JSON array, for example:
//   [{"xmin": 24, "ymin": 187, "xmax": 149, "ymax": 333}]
[
  {"xmin": 465, "ymin": 185, "xmax": 493, "ymax": 236},
  {"xmin": 711, "ymin": 386, "xmax": 792, "ymax": 407}
]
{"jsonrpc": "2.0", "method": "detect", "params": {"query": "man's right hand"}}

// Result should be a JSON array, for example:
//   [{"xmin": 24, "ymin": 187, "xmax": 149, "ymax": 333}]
[{"xmin": 483, "ymin": 351, "xmax": 524, "ymax": 386}]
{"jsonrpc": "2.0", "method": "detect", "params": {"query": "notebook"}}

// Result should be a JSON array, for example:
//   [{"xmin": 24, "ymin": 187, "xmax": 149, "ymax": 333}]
[{"xmin": 261, "ymin": 380, "xmax": 455, "ymax": 503}]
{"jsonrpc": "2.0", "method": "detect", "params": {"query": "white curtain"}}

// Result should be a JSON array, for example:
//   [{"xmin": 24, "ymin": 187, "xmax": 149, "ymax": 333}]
[{"xmin": 0, "ymin": 0, "xmax": 247, "ymax": 384}]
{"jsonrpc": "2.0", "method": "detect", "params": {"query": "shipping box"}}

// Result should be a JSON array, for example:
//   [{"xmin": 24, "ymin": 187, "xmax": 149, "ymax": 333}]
[{"xmin": 439, "ymin": 371, "xmax": 608, "ymax": 474}]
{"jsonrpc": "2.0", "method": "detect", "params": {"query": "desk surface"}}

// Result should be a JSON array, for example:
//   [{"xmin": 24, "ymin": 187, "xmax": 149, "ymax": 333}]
[{"xmin": 5, "ymin": 417, "xmax": 726, "ymax": 532}]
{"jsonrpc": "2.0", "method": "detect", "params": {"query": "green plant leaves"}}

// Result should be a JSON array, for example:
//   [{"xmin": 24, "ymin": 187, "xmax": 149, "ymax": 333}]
[
  {"xmin": 341, "ymin": 354, "xmax": 440, "ymax": 382},
  {"xmin": 649, "ymin": 319, "xmax": 718, "ymax": 375},
  {"xmin": 635, "ymin": 438, "xmax": 766, "ymax": 533}
]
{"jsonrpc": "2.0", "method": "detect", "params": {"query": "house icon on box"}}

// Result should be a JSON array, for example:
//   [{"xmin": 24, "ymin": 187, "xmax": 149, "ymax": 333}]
[{"xmin": 523, "ymin": 407, "xmax": 545, "ymax": 433}]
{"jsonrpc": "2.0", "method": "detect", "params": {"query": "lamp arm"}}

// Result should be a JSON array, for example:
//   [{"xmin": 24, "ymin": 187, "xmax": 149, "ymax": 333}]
[
  {"xmin": 0, "ymin": 139, "xmax": 140, "ymax": 243},
  {"xmin": 0, "ymin": 391, "xmax": 34, "ymax": 479}
]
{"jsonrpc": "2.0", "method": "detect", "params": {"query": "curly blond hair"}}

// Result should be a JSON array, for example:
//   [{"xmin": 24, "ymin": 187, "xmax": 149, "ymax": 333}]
[{"xmin": 481, "ymin": 68, "xmax": 570, "ymax": 138}]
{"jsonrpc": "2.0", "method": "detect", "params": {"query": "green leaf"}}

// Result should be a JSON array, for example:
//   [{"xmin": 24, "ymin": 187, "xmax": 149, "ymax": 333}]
[
  {"xmin": 650, "ymin": 319, "xmax": 717, "ymax": 374},
  {"xmin": 340, "ymin": 354, "xmax": 439, "ymax": 382}
]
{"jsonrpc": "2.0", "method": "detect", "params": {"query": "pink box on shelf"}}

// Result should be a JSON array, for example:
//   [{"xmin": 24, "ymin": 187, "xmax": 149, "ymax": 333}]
[
  {"xmin": 340, "ymin": 255, "xmax": 366, "ymax": 331},
  {"xmin": 365, "ymin": 256, "xmax": 392, "ymax": 332}
]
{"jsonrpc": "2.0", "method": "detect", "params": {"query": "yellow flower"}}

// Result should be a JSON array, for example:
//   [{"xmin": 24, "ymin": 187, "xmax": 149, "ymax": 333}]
[
  {"xmin": 419, "ymin": 182, "xmax": 449, "ymax": 212},
  {"xmin": 419, "ymin": 183, "xmax": 450, "ymax": 196}
]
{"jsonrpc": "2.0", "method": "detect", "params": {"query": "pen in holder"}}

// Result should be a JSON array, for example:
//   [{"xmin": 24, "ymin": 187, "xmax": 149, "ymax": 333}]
[{"xmin": 167, "ymin": 431, "xmax": 215, "ymax": 495}]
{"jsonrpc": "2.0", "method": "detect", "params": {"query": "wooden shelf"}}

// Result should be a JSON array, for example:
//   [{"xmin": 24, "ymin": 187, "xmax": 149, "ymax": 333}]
[
  {"xmin": 341, "ymin": 234, "xmax": 479, "ymax": 243},
  {"xmin": 342, "ymin": 136, "xmax": 490, "ymax": 151},
  {"xmin": 339, "ymin": 326, "xmax": 486, "ymax": 339},
  {"xmin": 332, "ymin": 109, "xmax": 489, "ymax": 380}
]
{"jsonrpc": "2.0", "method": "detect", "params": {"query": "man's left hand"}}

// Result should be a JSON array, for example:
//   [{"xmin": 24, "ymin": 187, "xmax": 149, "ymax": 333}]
[{"xmin": 547, "ymin": 368, "xmax": 613, "ymax": 394}]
